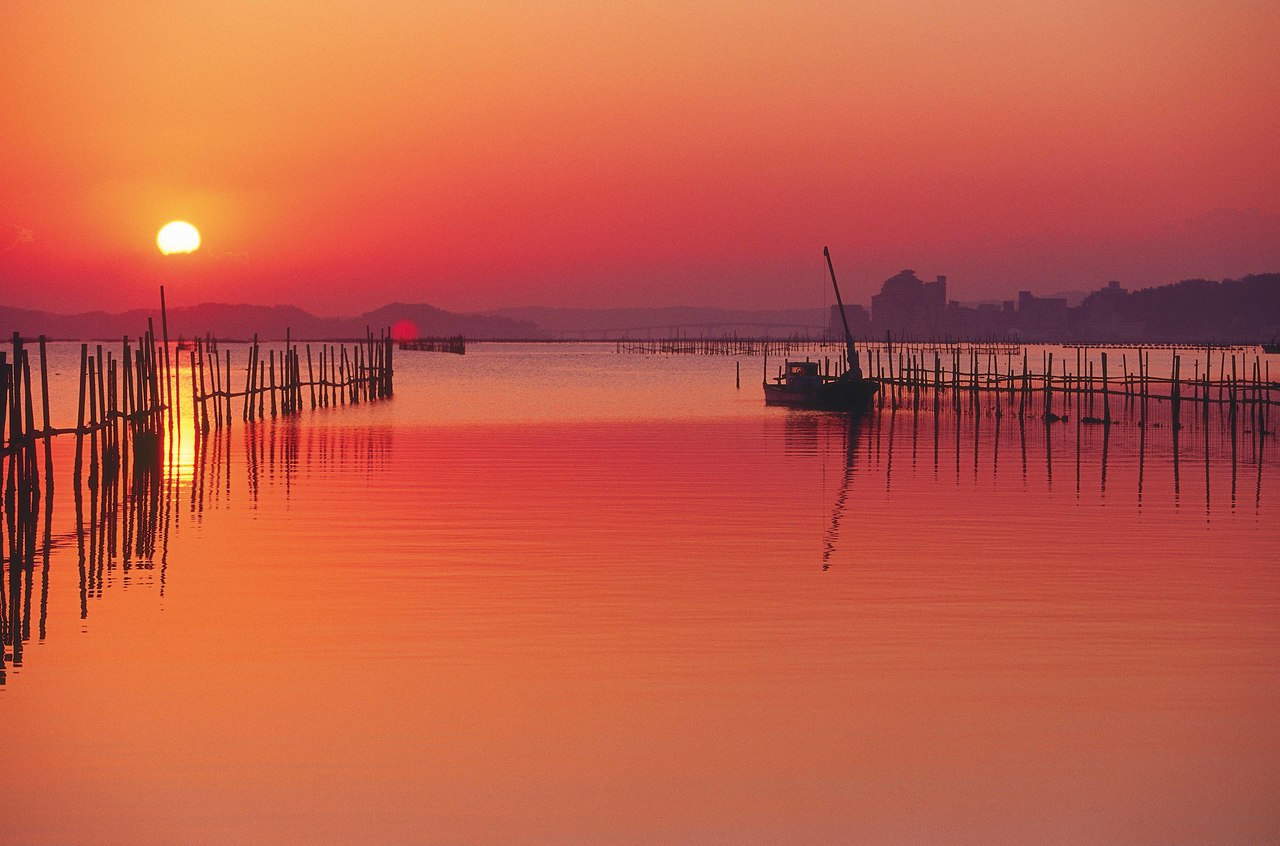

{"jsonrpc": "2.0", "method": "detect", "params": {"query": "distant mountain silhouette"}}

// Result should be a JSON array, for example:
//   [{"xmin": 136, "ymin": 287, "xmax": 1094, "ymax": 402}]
[
  {"xmin": 481, "ymin": 306, "xmax": 827, "ymax": 338},
  {"xmin": 0, "ymin": 301, "xmax": 546, "ymax": 341}
]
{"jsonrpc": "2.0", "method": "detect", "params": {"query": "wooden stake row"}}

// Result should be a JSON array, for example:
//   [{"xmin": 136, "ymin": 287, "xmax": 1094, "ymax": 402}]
[
  {"xmin": 620, "ymin": 336, "xmax": 833, "ymax": 356},
  {"xmin": 399, "ymin": 335, "xmax": 465, "ymax": 355},
  {"xmin": 191, "ymin": 328, "xmax": 394, "ymax": 432},
  {"xmin": 864, "ymin": 345, "xmax": 1276, "ymax": 426},
  {"xmin": 1, "ymin": 329, "xmax": 169, "ymax": 497}
]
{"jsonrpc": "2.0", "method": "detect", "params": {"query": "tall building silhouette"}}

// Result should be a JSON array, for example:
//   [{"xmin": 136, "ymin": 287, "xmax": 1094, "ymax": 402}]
[{"xmin": 870, "ymin": 270, "xmax": 947, "ymax": 338}]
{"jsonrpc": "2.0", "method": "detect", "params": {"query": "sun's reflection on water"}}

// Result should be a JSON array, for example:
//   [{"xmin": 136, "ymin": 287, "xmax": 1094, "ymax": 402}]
[{"xmin": 163, "ymin": 376, "xmax": 199, "ymax": 488}]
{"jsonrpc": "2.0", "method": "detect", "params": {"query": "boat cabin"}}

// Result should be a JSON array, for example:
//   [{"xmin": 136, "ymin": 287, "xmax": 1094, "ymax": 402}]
[{"xmin": 781, "ymin": 360, "xmax": 826, "ymax": 388}]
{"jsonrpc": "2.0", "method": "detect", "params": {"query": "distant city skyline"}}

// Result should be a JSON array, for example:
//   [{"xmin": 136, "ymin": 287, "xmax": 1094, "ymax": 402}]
[{"xmin": 832, "ymin": 270, "xmax": 1279, "ymax": 345}]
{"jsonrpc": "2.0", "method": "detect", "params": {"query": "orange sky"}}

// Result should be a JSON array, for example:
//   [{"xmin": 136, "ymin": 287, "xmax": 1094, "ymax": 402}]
[{"xmin": 2, "ymin": 1, "xmax": 1278, "ymax": 313}]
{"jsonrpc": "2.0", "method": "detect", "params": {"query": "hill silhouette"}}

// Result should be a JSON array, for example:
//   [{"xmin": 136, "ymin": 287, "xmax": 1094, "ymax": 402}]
[{"xmin": 0, "ymin": 301, "xmax": 545, "ymax": 341}]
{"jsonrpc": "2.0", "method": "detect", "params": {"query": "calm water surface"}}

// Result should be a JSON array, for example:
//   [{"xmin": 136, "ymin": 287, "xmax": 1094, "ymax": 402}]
[{"xmin": 3, "ymin": 343, "xmax": 1279, "ymax": 844}]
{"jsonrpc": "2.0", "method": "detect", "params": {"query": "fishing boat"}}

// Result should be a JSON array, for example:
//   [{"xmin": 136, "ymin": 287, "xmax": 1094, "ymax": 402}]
[
  {"xmin": 763, "ymin": 247, "xmax": 879, "ymax": 412},
  {"xmin": 1263, "ymin": 338, "xmax": 1279, "ymax": 354}
]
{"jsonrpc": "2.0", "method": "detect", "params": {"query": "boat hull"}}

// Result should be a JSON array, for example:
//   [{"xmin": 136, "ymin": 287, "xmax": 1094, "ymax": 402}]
[{"xmin": 763, "ymin": 377, "xmax": 879, "ymax": 412}]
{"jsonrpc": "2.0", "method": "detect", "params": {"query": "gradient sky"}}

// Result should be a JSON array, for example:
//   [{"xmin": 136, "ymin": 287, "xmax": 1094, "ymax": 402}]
[{"xmin": 2, "ymin": 1, "xmax": 1278, "ymax": 314}]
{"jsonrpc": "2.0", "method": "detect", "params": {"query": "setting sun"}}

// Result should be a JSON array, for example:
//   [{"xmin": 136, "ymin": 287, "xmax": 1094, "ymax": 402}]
[{"xmin": 156, "ymin": 221, "xmax": 201, "ymax": 255}]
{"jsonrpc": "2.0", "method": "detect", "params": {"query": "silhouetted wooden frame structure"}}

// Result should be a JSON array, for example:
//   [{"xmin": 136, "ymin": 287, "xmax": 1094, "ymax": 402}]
[{"xmin": 188, "ymin": 329, "xmax": 394, "ymax": 432}]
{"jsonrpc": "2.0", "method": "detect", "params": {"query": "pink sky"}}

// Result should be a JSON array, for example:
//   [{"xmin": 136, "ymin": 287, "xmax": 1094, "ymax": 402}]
[{"xmin": 2, "ymin": 1, "xmax": 1278, "ymax": 314}]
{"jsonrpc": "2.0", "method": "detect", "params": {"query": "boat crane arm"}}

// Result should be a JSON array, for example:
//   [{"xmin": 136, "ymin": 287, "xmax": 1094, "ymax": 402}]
[{"xmin": 823, "ymin": 246, "xmax": 863, "ymax": 380}]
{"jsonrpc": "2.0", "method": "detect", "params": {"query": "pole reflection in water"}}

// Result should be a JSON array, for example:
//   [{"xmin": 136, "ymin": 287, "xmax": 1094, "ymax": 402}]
[
  {"xmin": 787, "ymin": 389, "xmax": 1274, "ymax": 577},
  {"xmin": 1, "ymin": 419, "xmax": 394, "ymax": 686},
  {"xmin": 1, "ymin": 467, "xmax": 43, "ymax": 682},
  {"xmin": 1173, "ymin": 414, "xmax": 1181, "ymax": 505},
  {"xmin": 1102, "ymin": 422, "xmax": 1110, "ymax": 498},
  {"xmin": 1051, "ymin": 393, "xmax": 1256, "ymax": 508},
  {"xmin": 813, "ymin": 391, "xmax": 1274, "ymax": 559}
]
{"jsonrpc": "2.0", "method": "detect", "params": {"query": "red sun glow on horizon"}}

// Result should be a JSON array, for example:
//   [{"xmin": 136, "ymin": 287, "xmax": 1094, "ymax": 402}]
[{"xmin": 390, "ymin": 320, "xmax": 418, "ymax": 343}]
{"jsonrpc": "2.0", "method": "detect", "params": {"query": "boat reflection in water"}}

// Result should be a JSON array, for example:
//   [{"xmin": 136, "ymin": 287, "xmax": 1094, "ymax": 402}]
[{"xmin": 821, "ymin": 416, "xmax": 861, "ymax": 570}]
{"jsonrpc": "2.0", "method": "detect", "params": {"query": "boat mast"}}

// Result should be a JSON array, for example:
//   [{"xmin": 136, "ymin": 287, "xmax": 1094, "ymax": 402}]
[{"xmin": 823, "ymin": 246, "xmax": 863, "ymax": 379}]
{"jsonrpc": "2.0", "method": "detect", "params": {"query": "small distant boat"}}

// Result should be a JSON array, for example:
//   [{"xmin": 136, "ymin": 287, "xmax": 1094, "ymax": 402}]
[
  {"xmin": 1263, "ymin": 338, "xmax": 1279, "ymax": 354},
  {"xmin": 763, "ymin": 247, "xmax": 879, "ymax": 413},
  {"xmin": 764, "ymin": 359, "xmax": 880, "ymax": 411}
]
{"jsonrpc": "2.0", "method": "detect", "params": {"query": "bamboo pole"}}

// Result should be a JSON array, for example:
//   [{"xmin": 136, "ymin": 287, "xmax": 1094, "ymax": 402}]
[
  {"xmin": 189, "ymin": 350, "xmax": 198, "ymax": 434},
  {"xmin": 197, "ymin": 337, "xmax": 209, "ymax": 432},
  {"xmin": 225, "ymin": 349, "xmax": 233, "ymax": 427},
  {"xmin": 159, "ymin": 286, "xmax": 173, "ymax": 417},
  {"xmin": 249, "ymin": 335, "xmax": 260, "ymax": 421},
  {"xmin": 210, "ymin": 340, "xmax": 222, "ymax": 430},
  {"xmin": 22, "ymin": 347, "xmax": 38, "ymax": 483},
  {"xmin": 1, "ymin": 351, "xmax": 10, "ymax": 463},
  {"xmin": 87, "ymin": 354, "xmax": 98, "ymax": 485},
  {"xmin": 123, "ymin": 338, "xmax": 135, "ymax": 425},
  {"xmin": 108, "ymin": 355, "xmax": 120, "ymax": 474},
  {"xmin": 135, "ymin": 346, "xmax": 147, "ymax": 429},
  {"xmin": 1172, "ymin": 355, "xmax": 1181, "ymax": 429},
  {"xmin": 1045, "ymin": 352, "xmax": 1053, "ymax": 418},
  {"xmin": 284, "ymin": 329, "xmax": 292, "ymax": 415},
  {"xmin": 1102, "ymin": 352, "xmax": 1110, "ymax": 426},
  {"xmin": 385, "ymin": 334, "xmax": 393, "ymax": 396},
  {"xmin": 339, "ymin": 345, "xmax": 349, "ymax": 405},
  {"xmin": 322, "ymin": 346, "xmax": 330, "ymax": 407},
  {"xmin": 146, "ymin": 322, "xmax": 161, "ymax": 415},
  {"xmin": 306, "ymin": 344, "xmax": 316, "ymax": 409},
  {"xmin": 95, "ymin": 344, "xmax": 107, "ymax": 452},
  {"xmin": 37, "ymin": 336, "xmax": 52, "ymax": 483},
  {"xmin": 10, "ymin": 336, "xmax": 24, "ymax": 459}
]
